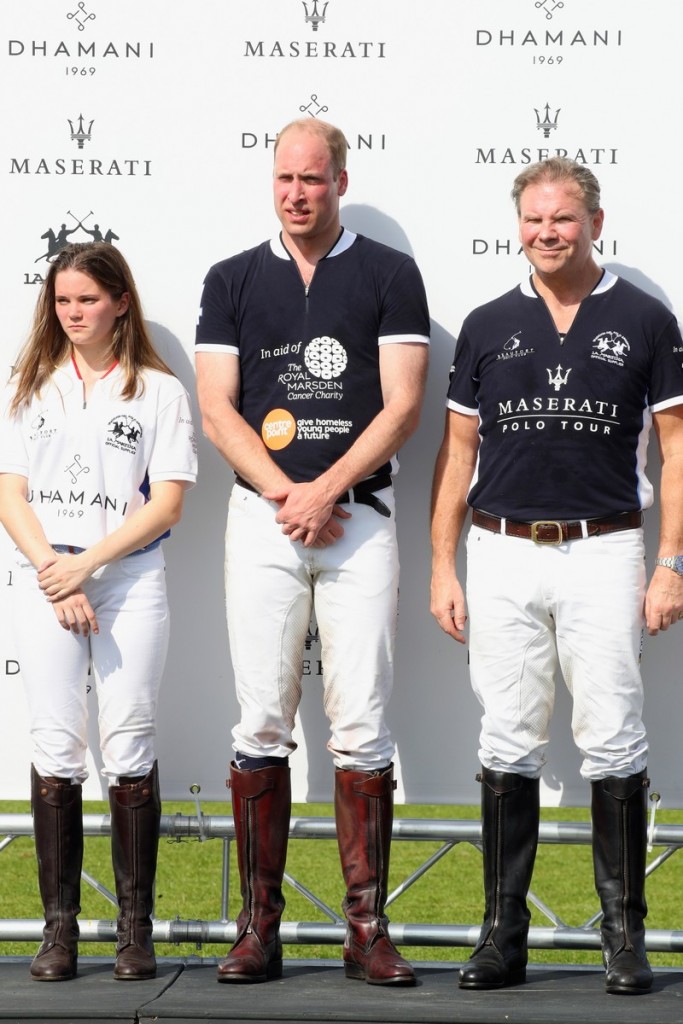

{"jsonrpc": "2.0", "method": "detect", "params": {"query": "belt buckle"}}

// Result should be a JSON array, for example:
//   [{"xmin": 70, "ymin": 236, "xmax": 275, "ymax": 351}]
[{"xmin": 530, "ymin": 520, "xmax": 564, "ymax": 545}]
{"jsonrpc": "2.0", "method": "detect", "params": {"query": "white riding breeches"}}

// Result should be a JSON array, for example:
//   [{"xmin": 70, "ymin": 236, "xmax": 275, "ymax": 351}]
[
  {"xmin": 465, "ymin": 524, "xmax": 648, "ymax": 781},
  {"xmin": 225, "ymin": 483, "xmax": 399, "ymax": 770},
  {"xmin": 12, "ymin": 547, "xmax": 169, "ymax": 784}
]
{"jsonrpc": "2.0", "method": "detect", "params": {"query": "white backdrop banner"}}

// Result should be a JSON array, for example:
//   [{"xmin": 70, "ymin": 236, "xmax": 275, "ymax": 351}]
[{"xmin": 1, "ymin": 0, "xmax": 681, "ymax": 807}]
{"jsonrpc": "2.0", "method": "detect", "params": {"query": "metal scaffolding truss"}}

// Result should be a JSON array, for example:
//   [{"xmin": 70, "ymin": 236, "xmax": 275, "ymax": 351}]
[{"xmin": 2, "ymin": 813, "xmax": 683, "ymax": 951}]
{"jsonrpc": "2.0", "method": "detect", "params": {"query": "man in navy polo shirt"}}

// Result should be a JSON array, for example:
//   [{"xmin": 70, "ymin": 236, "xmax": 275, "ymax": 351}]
[
  {"xmin": 431, "ymin": 157, "xmax": 683, "ymax": 995},
  {"xmin": 196, "ymin": 119, "xmax": 429, "ymax": 986}
]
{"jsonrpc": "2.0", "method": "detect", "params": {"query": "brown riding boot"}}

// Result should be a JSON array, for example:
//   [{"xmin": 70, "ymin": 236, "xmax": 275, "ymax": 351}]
[
  {"xmin": 335, "ymin": 764, "xmax": 415, "ymax": 985},
  {"xmin": 30, "ymin": 765, "xmax": 83, "ymax": 981},
  {"xmin": 591, "ymin": 771, "xmax": 653, "ymax": 995},
  {"xmin": 109, "ymin": 762, "xmax": 161, "ymax": 980},
  {"xmin": 217, "ymin": 762, "xmax": 291, "ymax": 983}
]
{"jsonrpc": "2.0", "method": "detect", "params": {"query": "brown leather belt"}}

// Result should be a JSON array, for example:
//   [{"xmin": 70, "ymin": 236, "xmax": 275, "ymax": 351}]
[
  {"xmin": 235, "ymin": 473, "xmax": 393, "ymax": 518},
  {"xmin": 471, "ymin": 508, "xmax": 643, "ymax": 544}
]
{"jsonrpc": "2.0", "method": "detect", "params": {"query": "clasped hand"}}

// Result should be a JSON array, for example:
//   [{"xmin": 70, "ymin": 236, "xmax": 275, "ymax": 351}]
[
  {"xmin": 38, "ymin": 552, "xmax": 94, "ymax": 602},
  {"xmin": 263, "ymin": 481, "xmax": 352, "ymax": 547},
  {"xmin": 38, "ymin": 554, "xmax": 99, "ymax": 636}
]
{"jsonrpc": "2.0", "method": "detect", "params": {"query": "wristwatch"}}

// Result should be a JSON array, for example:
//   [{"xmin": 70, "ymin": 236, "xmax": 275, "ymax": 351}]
[{"xmin": 655, "ymin": 556, "xmax": 683, "ymax": 575}]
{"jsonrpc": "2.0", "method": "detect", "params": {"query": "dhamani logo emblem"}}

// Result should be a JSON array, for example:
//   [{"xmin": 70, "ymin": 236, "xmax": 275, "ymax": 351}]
[
  {"xmin": 534, "ymin": 0, "xmax": 566, "ymax": 20},
  {"xmin": 7, "ymin": 2, "xmax": 154, "ymax": 65},
  {"xmin": 300, "ymin": 93, "xmax": 329, "ymax": 118},
  {"xmin": 262, "ymin": 409, "xmax": 296, "ymax": 450},
  {"xmin": 67, "ymin": 2, "xmax": 96, "ymax": 31}
]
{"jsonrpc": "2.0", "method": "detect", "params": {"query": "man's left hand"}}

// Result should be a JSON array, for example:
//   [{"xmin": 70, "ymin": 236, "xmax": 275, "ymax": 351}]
[{"xmin": 645, "ymin": 566, "xmax": 683, "ymax": 635}]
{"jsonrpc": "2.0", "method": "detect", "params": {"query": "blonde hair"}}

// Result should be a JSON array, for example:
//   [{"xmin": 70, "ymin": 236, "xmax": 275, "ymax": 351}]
[
  {"xmin": 512, "ymin": 157, "xmax": 601, "ymax": 214},
  {"xmin": 274, "ymin": 118, "xmax": 348, "ymax": 180}
]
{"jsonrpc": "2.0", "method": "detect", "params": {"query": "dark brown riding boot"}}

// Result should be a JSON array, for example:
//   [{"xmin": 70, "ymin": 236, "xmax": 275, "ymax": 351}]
[
  {"xmin": 459, "ymin": 768, "xmax": 539, "ymax": 990},
  {"xmin": 30, "ymin": 765, "xmax": 83, "ymax": 981},
  {"xmin": 217, "ymin": 762, "xmax": 291, "ymax": 983},
  {"xmin": 334, "ymin": 764, "xmax": 415, "ymax": 986},
  {"xmin": 591, "ymin": 771, "xmax": 653, "ymax": 995},
  {"xmin": 109, "ymin": 762, "xmax": 161, "ymax": 980}
]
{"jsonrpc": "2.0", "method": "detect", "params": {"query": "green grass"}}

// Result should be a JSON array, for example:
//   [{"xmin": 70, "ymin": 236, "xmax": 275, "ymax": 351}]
[{"xmin": 2, "ymin": 801, "xmax": 682, "ymax": 967}]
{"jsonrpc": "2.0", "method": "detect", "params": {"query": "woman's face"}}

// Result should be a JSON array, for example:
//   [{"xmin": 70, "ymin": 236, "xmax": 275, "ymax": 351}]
[{"xmin": 54, "ymin": 269, "xmax": 129, "ymax": 357}]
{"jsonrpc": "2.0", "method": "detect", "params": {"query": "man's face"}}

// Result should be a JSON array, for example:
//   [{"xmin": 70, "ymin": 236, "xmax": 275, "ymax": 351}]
[
  {"xmin": 518, "ymin": 179, "xmax": 604, "ymax": 281},
  {"xmin": 273, "ymin": 128, "xmax": 348, "ymax": 246}
]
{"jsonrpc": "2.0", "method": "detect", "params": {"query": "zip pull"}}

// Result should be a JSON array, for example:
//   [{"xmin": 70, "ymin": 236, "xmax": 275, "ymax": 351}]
[{"xmin": 647, "ymin": 790, "xmax": 661, "ymax": 852}]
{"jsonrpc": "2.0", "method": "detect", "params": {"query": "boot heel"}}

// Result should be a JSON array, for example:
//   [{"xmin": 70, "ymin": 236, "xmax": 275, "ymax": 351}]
[
  {"xmin": 344, "ymin": 961, "xmax": 366, "ymax": 981},
  {"xmin": 266, "ymin": 958, "xmax": 283, "ymax": 980}
]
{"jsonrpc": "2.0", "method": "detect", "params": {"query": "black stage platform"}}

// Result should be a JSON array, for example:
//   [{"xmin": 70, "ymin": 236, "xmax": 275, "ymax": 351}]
[{"xmin": 2, "ymin": 959, "xmax": 683, "ymax": 1024}]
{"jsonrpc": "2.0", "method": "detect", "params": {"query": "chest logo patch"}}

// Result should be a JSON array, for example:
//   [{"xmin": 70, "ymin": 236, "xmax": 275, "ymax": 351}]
[
  {"xmin": 106, "ymin": 415, "xmax": 142, "ymax": 454},
  {"xmin": 496, "ymin": 330, "xmax": 534, "ymax": 361},
  {"xmin": 591, "ymin": 331, "xmax": 630, "ymax": 367},
  {"xmin": 262, "ymin": 408, "xmax": 296, "ymax": 450},
  {"xmin": 304, "ymin": 336, "xmax": 348, "ymax": 380},
  {"xmin": 547, "ymin": 365, "xmax": 572, "ymax": 391},
  {"xmin": 29, "ymin": 410, "xmax": 57, "ymax": 441}
]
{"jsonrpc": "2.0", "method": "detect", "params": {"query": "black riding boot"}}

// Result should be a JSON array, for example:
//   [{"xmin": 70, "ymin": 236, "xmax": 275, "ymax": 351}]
[
  {"xmin": 459, "ymin": 768, "xmax": 539, "ymax": 990},
  {"xmin": 30, "ymin": 765, "xmax": 83, "ymax": 981},
  {"xmin": 591, "ymin": 771, "xmax": 653, "ymax": 995},
  {"xmin": 109, "ymin": 762, "xmax": 161, "ymax": 980}
]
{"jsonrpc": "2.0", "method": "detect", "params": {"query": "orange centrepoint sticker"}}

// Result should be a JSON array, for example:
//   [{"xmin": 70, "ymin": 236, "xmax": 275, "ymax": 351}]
[{"xmin": 261, "ymin": 409, "xmax": 296, "ymax": 450}]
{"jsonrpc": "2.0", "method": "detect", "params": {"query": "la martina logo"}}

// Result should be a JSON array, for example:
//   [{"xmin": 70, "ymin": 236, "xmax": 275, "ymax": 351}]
[
  {"xmin": 106, "ymin": 415, "xmax": 142, "ymax": 454},
  {"xmin": 24, "ymin": 209, "xmax": 122, "ymax": 285},
  {"xmin": 591, "ymin": 331, "xmax": 630, "ymax": 367}
]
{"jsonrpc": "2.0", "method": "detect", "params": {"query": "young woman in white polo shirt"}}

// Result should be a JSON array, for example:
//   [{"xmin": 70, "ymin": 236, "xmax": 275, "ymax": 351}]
[{"xmin": 0, "ymin": 243, "xmax": 197, "ymax": 982}]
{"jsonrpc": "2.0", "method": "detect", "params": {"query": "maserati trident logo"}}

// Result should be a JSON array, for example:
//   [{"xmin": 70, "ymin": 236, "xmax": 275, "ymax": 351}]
[
  {"xmin": 66, "ymin": 2, "xmax": 96, "ymax": 32},
  {"xmin": 302, "ymin": 1, "xmax": 328, "ymax": 32},
  {"xmin": 535, "ymin": 103, "xmax": 560, "ymax": 139},
  {"xmin": 68, "ymin": 114, "xmax": 94, "ymax": 149},
  {"xmin": 547, "ymin": 364, "xmax": 571, "ymax": 391}
]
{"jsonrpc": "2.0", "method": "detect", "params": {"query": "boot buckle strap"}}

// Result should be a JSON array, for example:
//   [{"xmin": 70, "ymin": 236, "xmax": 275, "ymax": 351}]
[{"xmin": 352, "ymin": 775, "xmax": 396, "ymax": 798}]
